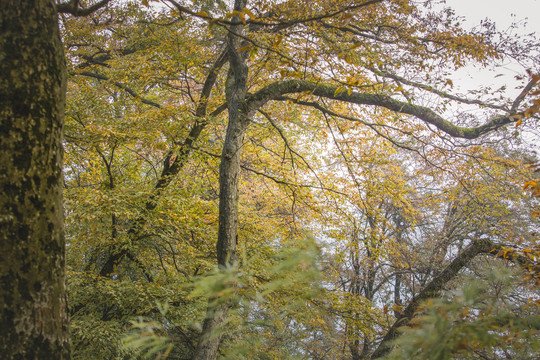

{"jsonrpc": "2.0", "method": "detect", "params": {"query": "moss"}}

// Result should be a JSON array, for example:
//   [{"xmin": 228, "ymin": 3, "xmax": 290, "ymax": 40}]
[{"xmin": 0, "ymin": 0, "xmax": 70, "ymax": 358}]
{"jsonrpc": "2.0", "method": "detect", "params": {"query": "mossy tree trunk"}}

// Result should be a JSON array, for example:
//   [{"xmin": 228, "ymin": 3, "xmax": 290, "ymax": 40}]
[
  {"xmin": 192, "ymin": 1, "xmax": 249, "ymax": 359},
  {"xmin": 0, "ymin": 0, "xmax": 70, "ymax": 358}
]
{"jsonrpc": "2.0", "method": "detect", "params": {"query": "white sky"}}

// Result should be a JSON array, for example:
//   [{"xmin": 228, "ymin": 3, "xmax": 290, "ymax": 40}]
[
  {"xmin": 428, "ymin": 0, "xmax": 540, "ymax": 100},
  {"xmin": 444, "ymin": 0, "xmax": 540, "ymax": 34},
  {"xmin": 440, "ymin": 0, "xmax": 539, "ymax": 151}
]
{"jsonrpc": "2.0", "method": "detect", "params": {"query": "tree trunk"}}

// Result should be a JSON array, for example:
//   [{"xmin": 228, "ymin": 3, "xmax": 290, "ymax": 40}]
[
  {"xmin": 191, "ymin": 103, "xmax": 250, "ymax": 358},
  {"xmin": 192, "ymin": 1, "xmax": 249, "ymax": 359},
  {"xmin": 0, "ymin": 1, "xmax": 70, "ymax": 358},
  {"xmin": 97, "ymin": 49, "xmax": 228, "ymax": 279},
  {"xmin": 370, "ymin": 239, "xmax": 494, "ymax": 359}
]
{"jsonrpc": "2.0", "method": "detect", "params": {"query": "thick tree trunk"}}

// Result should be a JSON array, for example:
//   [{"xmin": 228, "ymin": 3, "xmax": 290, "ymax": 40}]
[
  {"xmin": 192, "ymin": 1, "xmax": 249, "ymax": 359},
  {"xmin": 0, "ymin": 1, "xmax": 70, "ymax": 358}
]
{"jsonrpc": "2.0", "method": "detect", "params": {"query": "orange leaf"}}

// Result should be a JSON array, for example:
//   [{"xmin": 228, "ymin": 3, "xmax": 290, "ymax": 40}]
[
  {"xmin": 524, "ymin": 107, "xmax": 539, "ymax": 117},
  {"xmin": 237, "ymin": 45, "xmax": 251, "ymax": 52},
  {"xmin": 523, "ymin": 180, "xmax": 537, "ymax": 189}
]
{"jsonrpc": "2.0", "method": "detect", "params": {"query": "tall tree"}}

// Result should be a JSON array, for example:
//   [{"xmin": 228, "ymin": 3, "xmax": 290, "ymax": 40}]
[
  {"xmin": 0, "ymin": 0, "xmax": 69, "ymax": 357},
  {"xmin": 0, "ymin": 0, "xmax": 113, "ymax": 357}
]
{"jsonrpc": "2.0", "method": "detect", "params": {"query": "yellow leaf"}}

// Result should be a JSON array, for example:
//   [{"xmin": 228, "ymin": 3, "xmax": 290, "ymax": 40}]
[
  {"xmin": 523, "ymin": 180, "xmax": 537, "ymax": 190},
  {"xmin": 196, "ymin": 10, "xmax": 209, "ymax": 18},
  {"xmin": 524, "ymin": 107, "xmax": 538, "ymax": 117},
  {"xmin": 273, "ymin": 35, "xmax": 283, "ymax": 49},
  {"xmin": 334, "ymin": 87, "xmax": 345, "ymax": 97},
  {"xmin": 243, "ymin": 7, "xmax": 256, "ymax": 19}
]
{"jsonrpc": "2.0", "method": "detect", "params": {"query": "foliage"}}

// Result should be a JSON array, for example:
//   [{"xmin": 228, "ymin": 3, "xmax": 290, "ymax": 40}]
[
  {"xmin": 56, "ymin": 0, "xmax": 540, "ymax": 359},
  {"xmin": 122, "ymin": 304, "xmax": 174, "ymax": 360},
  {"xmin": 385, "ymin": 267, "xmax": 540, "ymax": 360}
]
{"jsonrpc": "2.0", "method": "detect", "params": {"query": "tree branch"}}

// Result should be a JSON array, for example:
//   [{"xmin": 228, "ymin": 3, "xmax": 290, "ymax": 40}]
[
  {"xmin": 165, "ymin": 0, "xmax": 384, "ymax": 29},
  {"xmin": 98, "ymin": 49, "xmax": 228, "ymax": 278},
  {"xmin": 370, "ymin": 238, "xmax": 495, "ymax": 359},
  {"xmin": 74, "ymin": 71, "xmax": 162, "ymax": 108},
  {"xmin": 368, "ymin": 67, "xmax": 508, "ymax": 111},
  {"xmin": 511, "ymin": 76, "xmax": 539, "ymax": 111},
  {"xmin": 246, "ymin": 80, "xmax": 524, "ymax": 139},
  {"xmin": 194, "ymin": 147, "xmax": 348, "ymax": 196},
  {"xmin": 370, "ymin": 238, "xmax": 540, "ymax": 359},
  {"xmin": 57, "ymin": 0, "xmax": 112, "ymax": 16}
]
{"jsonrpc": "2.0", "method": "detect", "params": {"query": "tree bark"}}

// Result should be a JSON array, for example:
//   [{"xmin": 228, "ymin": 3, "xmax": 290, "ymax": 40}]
[
  {"xmin": 192, "ymin": 1, "xmax": 249, "ymax": 359},
  {"xmin": 0, "ymin": 0, "xmax": 70, "ymax": 358},
  {"xmin": 370, "ymin": 239, "xmax": 494, "ymax": 359},
  {"xmin": 246, "ymin": 80, "xmax": 522, "ymax": 139}
]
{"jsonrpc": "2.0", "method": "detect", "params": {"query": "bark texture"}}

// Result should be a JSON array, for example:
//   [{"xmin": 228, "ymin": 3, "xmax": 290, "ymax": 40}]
[
  {"xmin": 192, "ymin": 1, "xmax": 249, "ymax": 359},
  {"xmin": 370, "ymin": 239, "xmax": 494, "ymax": 359},
  {"xmin": 0, "ymin": 1, "xmax": 70, "ymax": 358},
  {"xmin": 246, "ymin": 80, "xmax": 519, "ymax": 139}
]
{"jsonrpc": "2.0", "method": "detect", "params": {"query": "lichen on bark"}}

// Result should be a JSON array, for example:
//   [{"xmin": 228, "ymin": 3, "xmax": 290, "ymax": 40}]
[{"xmin": 0, "ymin": 0, "xmax": 70, "ymax": 358}]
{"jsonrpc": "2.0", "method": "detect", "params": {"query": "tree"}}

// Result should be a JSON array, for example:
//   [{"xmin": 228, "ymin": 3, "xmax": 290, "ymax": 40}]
[
  {"xmin": 0, "ymin": 1, "xmax": 69, "ymax": 357},
  {"xmin": 0, "ymin": 0, "xmax": 113, "ymax": 358}
]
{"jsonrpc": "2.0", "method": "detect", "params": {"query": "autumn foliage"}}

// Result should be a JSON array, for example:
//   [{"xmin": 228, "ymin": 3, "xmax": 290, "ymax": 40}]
[{"xmin": 53, "ymin": 0, "xmax": 540, "ymax": 359}]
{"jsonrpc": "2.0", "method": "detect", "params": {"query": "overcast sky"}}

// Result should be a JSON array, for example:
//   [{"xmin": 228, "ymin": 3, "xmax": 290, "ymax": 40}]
[
  {"xmin": 444, "ymin": 0, "xmax": 540, "ymax": 34},
  {"xmin": 436, "ymin": 1, "xmax": 539, "ymax": 150},
  {"xmin": 426, "ymin": 0, "xmax": 540, "ymax": 100}
]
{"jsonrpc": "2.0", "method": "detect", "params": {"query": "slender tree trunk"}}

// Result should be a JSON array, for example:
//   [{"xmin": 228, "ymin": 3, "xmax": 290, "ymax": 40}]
[
  {"xmin": 191, "ymin": 104, "xmax": 250, "ymax": 359},
  {"xmin": 0, "ymin": 0, "xmax": 70, "ymax": 358},
  {"xmin": 370, "ymin": 239, "xmax": 494, "ymax": 359},
  {"xmin": 97, "ymin": 50, "xmax": 228, "ymax": 279},
  {"xmin": 192, "ymin": 1, "xmax": 249, "ymax": 359}
]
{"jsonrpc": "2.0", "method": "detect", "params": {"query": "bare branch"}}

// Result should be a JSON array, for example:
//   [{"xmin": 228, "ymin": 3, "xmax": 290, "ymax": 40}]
[
  {"xmin": 368, "ymin": 67, "xmax": 508, "ymax": 111},
  {"xmin": 283, "ymin": 97, "xmax": 421, "ymax": 153},
  {"xmin": 74, "ymin": 71, "xmax": 162, "ymax": 108},
  {"xmin": 165, "ymin": 0, "xmax": 384, "ymax": 28},
  {"xmin": 511, "ymin": 76, "xmax": 539, "ymax": 111},
  {"xmin": 194, "ymin": 147, "xmax": 348, "ymax": 196},
  {"xmin": 57, "ymin": 0, "xmax": 112, "ymax": 16}
]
